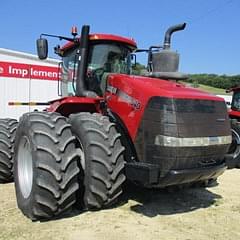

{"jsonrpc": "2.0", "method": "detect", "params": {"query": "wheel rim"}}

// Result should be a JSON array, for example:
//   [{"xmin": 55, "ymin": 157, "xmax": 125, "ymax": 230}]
[
  {"xmin": 76, "ymin": 137, "xmax": 85, "ymax": 170},
  {"xmin": 17, "ymin": 136, "xmax": 33, "ymax": 199},
  {"xmin": 229, "ymin": 129, "xmax": 240, "ymax": 159}
]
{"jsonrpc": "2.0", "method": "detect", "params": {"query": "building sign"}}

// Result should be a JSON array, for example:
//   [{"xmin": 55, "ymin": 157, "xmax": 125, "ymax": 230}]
[{"xmin": 0, "ymin": 61, "xmax": 59, "ymax": 81}]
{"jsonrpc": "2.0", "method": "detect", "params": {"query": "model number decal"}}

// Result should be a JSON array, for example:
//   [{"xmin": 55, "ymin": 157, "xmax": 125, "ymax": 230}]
[
  {"xmin": 117, "ymin": 89, "xmax": 141, "ymax": 110},
  {"xmin": 107, "ymin": 84, "xmax": 141, "ymax": 110},
  {"xmin": 106, "ymin": 85, "xmax": 118, "ymax": 94}
]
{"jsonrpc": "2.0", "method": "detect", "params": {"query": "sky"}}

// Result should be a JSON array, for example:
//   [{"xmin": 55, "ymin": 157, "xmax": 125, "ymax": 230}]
[{"xmin": 0, "ymin": 0, "xmax": 239, "ymax": 75}]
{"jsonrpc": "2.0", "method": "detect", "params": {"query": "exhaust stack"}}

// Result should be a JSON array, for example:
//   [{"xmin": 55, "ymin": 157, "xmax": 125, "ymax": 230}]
[{"xmin": 163, "ymin": 23, "xmax": 186, "ymax": 49}]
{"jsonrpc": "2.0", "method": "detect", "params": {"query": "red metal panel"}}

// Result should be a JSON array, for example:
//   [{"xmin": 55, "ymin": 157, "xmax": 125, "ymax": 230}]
[
  {"xmin": 105, "ymin": 74, "xmax": 225, "ymax": 140},
  {"xmin": 227, "ymin": 86, "xmax": 240, "ymax": 93},
  {"xmin": 229, "ymin": 109, "xmax": 240, "ymax": 118},
  {"xmin": 61, "ymin": 34, "xmax": 137, "ymax": 52},
  {"xmin": 47, "ymin": 96, "xmax": 103, "ymax": 116}
]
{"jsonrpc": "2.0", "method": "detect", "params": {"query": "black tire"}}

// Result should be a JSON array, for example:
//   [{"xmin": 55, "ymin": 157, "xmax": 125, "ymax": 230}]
[
  {"xmin": 228, "ymin": 121, "xmax": 240, "ymax": 168},
  {"xmin": 13, "ymin": 112, "xmax": 80, "ymax": 220},
  {"xmin": 69, "ymin": 113, "xmax": 126, "ymax": 209},
  {"xmin": 0, "ymin": 118, "xmax": 18, "ymax": 183}
]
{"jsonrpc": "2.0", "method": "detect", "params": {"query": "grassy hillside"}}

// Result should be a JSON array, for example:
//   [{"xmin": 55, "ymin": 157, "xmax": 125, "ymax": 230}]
[{"xmin": 182, "ymin": 82, "xmax": 230, "ymax": 95}]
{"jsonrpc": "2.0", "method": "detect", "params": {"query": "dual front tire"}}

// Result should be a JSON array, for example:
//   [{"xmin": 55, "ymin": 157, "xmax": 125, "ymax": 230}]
[
  {"xmin": 69, "ymin": 113, "xmax": 126, "ymax": 209},
  {"xmin": 0, "ymin": 119, "xmax": 18, "ymax": 183},
  {"xmin": 14, "ymin": 112, "xmax": 80, "ymax": 220},
  {"xmin": 228, "ymin": 121, "xmax": 240, "ymax": 168},
  {"xmin": 13, "ymin": 112, "xmax": 125, "ymax": 220}
]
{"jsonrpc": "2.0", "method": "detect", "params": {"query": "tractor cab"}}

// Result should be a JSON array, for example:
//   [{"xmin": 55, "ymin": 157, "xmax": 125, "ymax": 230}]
[
  {"xmin": 47, "ymin": 32, "xmax": 136, "ymax": 97},
  {"xmin": 37, "ymin": 26, "xmax": 136, "ymax": 98}
]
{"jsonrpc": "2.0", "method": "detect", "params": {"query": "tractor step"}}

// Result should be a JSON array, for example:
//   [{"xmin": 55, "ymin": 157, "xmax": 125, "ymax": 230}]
[{"xmin": 125, "ymin": 162, "xmax": 227, "ymax": 188}]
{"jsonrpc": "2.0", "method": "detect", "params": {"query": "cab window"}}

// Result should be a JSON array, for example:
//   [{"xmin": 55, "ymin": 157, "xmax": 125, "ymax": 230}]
[
  {"xmin": 232, "ymin": 92, "xmax": 240, "ymax": 110},
  {"xmin": 61, "ymin": 48, "xmax": 79, "ymax": 96},
  {"xmin": 61, "ymin": 42, "xmax": 132, "ymax": 96}
]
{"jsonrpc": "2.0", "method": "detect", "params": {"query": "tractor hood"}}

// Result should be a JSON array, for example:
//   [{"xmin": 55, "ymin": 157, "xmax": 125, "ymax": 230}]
[
  {"xmin": 107, "ymin": 74, "xmax": 223, "ymax": 102},
  {"xmin": 106, "ymin": 74, "xmax": 229, "ymax": 140}
]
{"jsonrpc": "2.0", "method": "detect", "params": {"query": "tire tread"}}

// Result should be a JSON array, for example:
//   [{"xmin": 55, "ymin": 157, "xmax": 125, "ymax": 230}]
[
  {"xmin": 70, "ymin": 112, "xmax": 126, "ymax": 209},
  {"xmin": 14, "ymin": 112, "xmax": 79, "ymax": 220},
  {"xmin": 0, "ymin": 118, "xmax": 18, "ymax": 183}
]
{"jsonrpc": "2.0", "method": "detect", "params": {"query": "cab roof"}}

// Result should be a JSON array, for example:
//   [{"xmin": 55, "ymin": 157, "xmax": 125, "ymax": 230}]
[
  {"xmin": 61, "ymin": 34, "xmax": 137, "ymax": 53},
  {"xmin": 226, "ymin": 85, "xmax": 240, "ymax": 93}
]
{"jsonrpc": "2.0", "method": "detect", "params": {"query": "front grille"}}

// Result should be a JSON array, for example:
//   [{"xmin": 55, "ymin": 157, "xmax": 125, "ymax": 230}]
[
  {"xmin": 134, "ymin": 97, "xmax": 231, "ymax": 174},
  {"xmin": 145, "ymin": 97, "xmax": 230, "ymax": 137}
]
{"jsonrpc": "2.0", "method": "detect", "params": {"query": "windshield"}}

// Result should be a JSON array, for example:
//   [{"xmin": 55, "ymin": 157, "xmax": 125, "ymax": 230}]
[
  {"xmin": 232, "ymin": 91, "xmax": 240, "ymax": 111},
  {"xmin": 88, "ymin": 43, "xmax": 131, "ymax": 73},
  {"xmin": 60, "ymin": 42, "xmax": 132, "ymax": 96}
]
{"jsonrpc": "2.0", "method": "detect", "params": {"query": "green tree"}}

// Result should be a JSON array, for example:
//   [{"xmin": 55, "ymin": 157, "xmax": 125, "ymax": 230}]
[{"xmin": 132, "ymin": 62, "xmax": 146, "ymax": 75}]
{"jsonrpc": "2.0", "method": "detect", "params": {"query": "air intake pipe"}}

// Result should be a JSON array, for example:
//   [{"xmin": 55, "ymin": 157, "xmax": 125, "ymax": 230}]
[
  {"xmin": 76, "ymin": 25, "xmax": 89, "ymax": 97},
  {"xmin": 151, "ymin": 23, "xmax": 188, "ymax": 79},
  {"xmin": 76, "ymin": 25, "xmax": 97, "ymax": 97}
]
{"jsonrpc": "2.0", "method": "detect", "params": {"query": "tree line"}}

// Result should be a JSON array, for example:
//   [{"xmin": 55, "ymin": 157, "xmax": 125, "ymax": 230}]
[
  {"xmin": 132, "ymin": 63, "xmax": 240, "ymax": 89},
  {"xmin": 185, "ymin": 74, "xmax": 240, "ymax": 89}
]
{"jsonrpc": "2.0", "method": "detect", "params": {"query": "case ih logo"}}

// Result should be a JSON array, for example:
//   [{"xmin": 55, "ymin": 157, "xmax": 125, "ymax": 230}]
[{"xmin": 0, "ymin": 61, "xmax": 59, "ymax": 81}]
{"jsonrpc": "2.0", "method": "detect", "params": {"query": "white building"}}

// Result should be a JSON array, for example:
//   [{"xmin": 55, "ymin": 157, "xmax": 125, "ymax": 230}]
[
  {"xmin": 216, "ymin": 94, "xmax": 232, "ymax": 108},
  {"xmin": 0, "ymin": 48, "xmax": 59, "ymax": 119}
]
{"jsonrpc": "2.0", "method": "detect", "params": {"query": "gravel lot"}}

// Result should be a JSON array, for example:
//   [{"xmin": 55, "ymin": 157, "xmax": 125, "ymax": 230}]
[{"xmin": 0, "ymin": 169, "xmax": 240, "ymax": 240}]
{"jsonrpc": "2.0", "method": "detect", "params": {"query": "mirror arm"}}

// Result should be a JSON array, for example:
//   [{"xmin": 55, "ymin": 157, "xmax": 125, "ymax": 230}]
[{"xmin": 40, "ymin": 33, "xmax": 78, "ymax": 43}]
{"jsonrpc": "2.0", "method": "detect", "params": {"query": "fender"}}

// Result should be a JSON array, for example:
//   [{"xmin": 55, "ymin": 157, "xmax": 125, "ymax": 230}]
[
  {"xmin": 229, "ymin": 109, "xmax": 240, "ymax": 120},
  {"xmin": 47, "ymin": 96, "xmax": 103, "ymax": 116},
  {"xmin": 107, "ymin": 110, "xmax": 138, "ymax": 163}
]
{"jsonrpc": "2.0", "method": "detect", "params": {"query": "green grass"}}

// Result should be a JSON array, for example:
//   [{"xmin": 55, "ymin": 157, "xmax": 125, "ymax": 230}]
[
  {"xmin": 181, "ymin": 82, "xmax": 230, "ymax": 95},
  {"xmin": 197, "ymin": 84, "xmax": 229, "ymax": 95}
]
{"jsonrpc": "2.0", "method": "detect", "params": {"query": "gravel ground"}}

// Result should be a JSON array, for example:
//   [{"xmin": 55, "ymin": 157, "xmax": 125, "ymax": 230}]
[{"xmin": 0, "ymin": 169, "xmax": 240, "ymax": 240}]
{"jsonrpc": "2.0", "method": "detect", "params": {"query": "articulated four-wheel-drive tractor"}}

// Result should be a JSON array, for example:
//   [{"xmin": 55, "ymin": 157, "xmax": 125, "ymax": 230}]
[
  {"xmin": 0, "ymin": 23, "xmax": 234, "ymax": 221},
  {"xmin": 227, "ymin": 86, "xmax": 240, "ymax": 167}
]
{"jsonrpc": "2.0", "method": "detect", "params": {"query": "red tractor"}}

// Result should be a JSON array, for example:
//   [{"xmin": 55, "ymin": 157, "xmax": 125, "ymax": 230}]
[
  {"xmin": 227, "ymin": 86, "xmax": 240, "ymax": 167},
  {"xmin": 0, "ymin": 23, "xmax": 233, "ymax": 221}
]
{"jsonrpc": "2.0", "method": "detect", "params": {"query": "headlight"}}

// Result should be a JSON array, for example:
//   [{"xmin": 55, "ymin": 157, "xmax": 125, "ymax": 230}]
[{"xmin": 155, "ymin": 135, "xmax": 232, "ymax": 147}]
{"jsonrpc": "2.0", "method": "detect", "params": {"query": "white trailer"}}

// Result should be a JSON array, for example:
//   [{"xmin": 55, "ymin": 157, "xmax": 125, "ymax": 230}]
[{"xmin": 0, "ymin": 48, "xmax": 59, "ymax": 120}]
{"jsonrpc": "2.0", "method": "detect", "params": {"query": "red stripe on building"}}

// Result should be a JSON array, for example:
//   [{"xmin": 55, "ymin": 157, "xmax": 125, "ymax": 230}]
[{"xmin": 0, "ymin": 61, "xmax": 59, "ymax": 81}]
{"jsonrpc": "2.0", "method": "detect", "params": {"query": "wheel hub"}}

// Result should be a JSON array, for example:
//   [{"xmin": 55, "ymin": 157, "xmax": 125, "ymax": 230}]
[
  {"xmin": 17, "ymin": 136, "xmax": 33, "ymax": 199},
  {"xmin": 76, "ymin": 138, "xmax": 85, "ymax": 170},
  {"xmin": 229, "ymin": 129, "xmax": 240, "ymax": 159}
]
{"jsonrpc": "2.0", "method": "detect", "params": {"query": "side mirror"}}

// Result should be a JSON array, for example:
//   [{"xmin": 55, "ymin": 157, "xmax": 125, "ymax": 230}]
[{"xmin": 36, "ymin": 38, "xmax": 48, "ymax": 60}]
